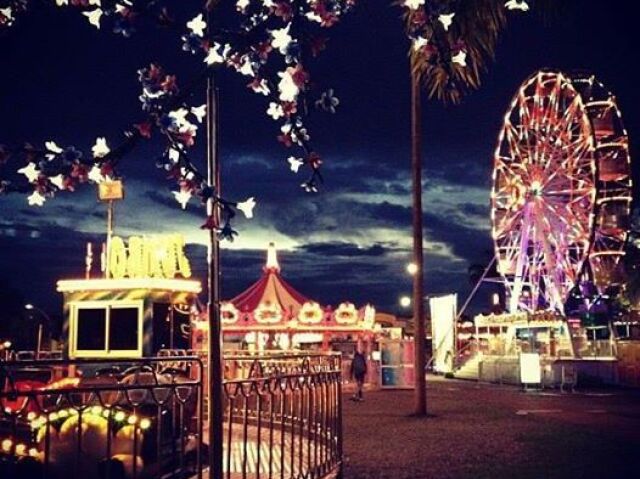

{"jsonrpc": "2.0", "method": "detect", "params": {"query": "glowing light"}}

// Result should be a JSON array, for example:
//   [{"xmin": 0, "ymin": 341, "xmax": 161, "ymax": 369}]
[
  {"xmin": 400, "ymin": 296, "xmax": 411, "ymax": 308},
  {"xmin": 115, "ymin": 411, "xmax": 126, "ymax": 422},
  {"xmin": 265, "ymin": 242, "xmax": 280, "ymax": 271},
  {"xmin": 57, "ymin": 278, "xmax": 201, "ymax": 294},
  {"xmin": 1, "ymin": 438, "xmax": 12, "ymax": 452},
  {"xmin": 128, "ymin": 415, "xmax": 138, "ymax": 425},
  {"xmin": 140, "ymin": 418, "xmax": 151, "ymax": 430},
  {"xmin": 406, "ymin": 263, "xmax": 418, "ymax": 275}
]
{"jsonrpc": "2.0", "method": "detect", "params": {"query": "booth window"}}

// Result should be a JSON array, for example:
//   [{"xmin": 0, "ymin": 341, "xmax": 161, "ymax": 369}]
[{"xmin": 71, "ymin": 301, "xmax": 143, "ymax": 358}]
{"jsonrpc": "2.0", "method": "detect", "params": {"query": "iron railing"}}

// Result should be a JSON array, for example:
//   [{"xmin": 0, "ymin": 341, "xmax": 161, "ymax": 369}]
[{"xmin": 0, "ymin": 352, "xmax": 342, "ymax": 479}]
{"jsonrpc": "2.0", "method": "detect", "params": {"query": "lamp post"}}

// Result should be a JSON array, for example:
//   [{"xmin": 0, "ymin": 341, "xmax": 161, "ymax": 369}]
[
  {"xmin": 24, "ymin": 304, "xmax": 50, "ymax": 359},
  {"xmin": 400, "ymin": 296, "xmax": 412, "ymax": 309},
  {"xmin": 206, "ymin": 5, "xmax": 223, "ymax": 479}
]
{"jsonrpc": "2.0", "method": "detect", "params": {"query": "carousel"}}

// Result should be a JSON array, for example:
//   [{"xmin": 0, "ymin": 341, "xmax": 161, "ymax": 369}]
[{"xmin": 192, "ymin": 243, "xmax": 378, "ymax": 355}]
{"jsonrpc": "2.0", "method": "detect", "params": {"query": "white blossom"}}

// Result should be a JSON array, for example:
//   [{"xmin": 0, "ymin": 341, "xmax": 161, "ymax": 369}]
[
  {"xmin": 451, "ymin": 50, "xmax": 467, "ymax": 67},
  {"xmin": 83, "ymin": 9, "xmax": 103, "ymax": 29},
  {"xmin": 403, "ymin": 0, "xmax": 425, "ymax": 10},
  {"xmin": 204, "ymin": 43, "xmax": 226, "ymax": 65},
  {"xmin": 505, "ymin": 0, "xmax": 529, "ymax": 11},
  {"xmin": 413, "ymin": 37, "xmax": 429, "ymax": 51},
  {"xmin": 173, "ymin": 190, "xmax": 192, "ymax": 209},
  {"xmin": 267, "ymin": 102, "xmax": 284, "ymax": 120},
  {"xmin": 187, "ymin": 13, "xmax": 207, "ymax": 37},
  {"xmin": 92, "ymin": 137, "xmax": 110, "ymax": 158},
  {"xmin": 237, "ymin": 197, "xmax": 256, "ymax": 219},
  {"xmin": 439, "ymin": 13, "xmax": 455, "ymax": 31},
  {"xmin": 18, "ymin": 163, "xmax": 40, "ymax": 183},
  {"xmin": 27, "ymin": 190, "xmax": 46, "ymax": 207},
  {"xmin": 238, "ymin": 57, "xmax": 255, "ymax": 77},
  {"xmin": 277, "ymin": 69, "xmax": 299, "ymax": 102},
  {"xmin": 191, "ymin": 104, "xmax": 207, "ymax": 123},
  {"xmin": 169, "ymin": 108, "xmax": 190, "ymax": 128},
  {"xmin": 271, "ymin": 23, "xmax": 292, "ymax": 55},
  {"xmin": 287, "ymin": 157, "xmax": 304, "ymax": 173},
  {"xmin": 168, "ymin": 148, "xmax": 181, "ymax": 163},
  {"xmin": 49, "ymin": 174, "xmax": 66, "ymax": 190},
  {"xmin": 88, "ymin": 164, "xmax": 105, "ymax": 184},
  {"xmin": 45, "ymin": 141, "xmax": 63, "ymax": 154},
  {"xmin": 236, "ymin": 0, "xmax": 250, "ymax": 11}
]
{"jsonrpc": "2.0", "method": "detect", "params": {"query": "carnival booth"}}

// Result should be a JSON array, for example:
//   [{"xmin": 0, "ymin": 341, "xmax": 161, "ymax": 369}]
[
  {"xmin": 58, "ymin": 234, "xmax": 201, "ymax": 359},
  {"xmin": 474, "ymin": 310, "xmax": 575, "ymax": 358}
]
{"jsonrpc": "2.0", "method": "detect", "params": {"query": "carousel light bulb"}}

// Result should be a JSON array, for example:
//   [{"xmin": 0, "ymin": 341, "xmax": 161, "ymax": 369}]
[
  {"xmin": 1, "ymin": 438, "xmax": 12, "ymax": 452},
  {"xmin": 115, "ymin": 411, "xmax": 126, "ymax": 422},
  {"xmin": 15, "ymin": 443, "xmax": 26, "ymax": 455},
  {"xmin": 91, "ymin": 405, "xmax": 103, "ymax": 416},
  {"xmin": 400, "ymin": 296, "xmax": 411, "ymax": 308},
  {"xmin": 128, "ymin": 415, "xmax": 138, "ymax": 425},
  {"xmin": 139, "ymin": 418, "xmax": 151, "ymax": 430}
]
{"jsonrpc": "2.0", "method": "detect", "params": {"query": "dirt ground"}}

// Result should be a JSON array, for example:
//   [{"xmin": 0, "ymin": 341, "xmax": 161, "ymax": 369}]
[{"xmin": 342, "ymin": 377, "xmax": 640, "ymax": 478}]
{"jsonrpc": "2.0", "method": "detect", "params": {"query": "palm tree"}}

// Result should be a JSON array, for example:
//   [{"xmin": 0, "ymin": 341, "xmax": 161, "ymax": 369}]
[{"xmin": 404, "ymin": 0, "xmax": 512, "ymax": 416}]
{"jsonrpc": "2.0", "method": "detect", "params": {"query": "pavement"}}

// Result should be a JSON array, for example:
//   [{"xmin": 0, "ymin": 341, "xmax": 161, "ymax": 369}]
[{"xmin": 342, "ymin": 376, "xmax": 640, "ymax": 478}]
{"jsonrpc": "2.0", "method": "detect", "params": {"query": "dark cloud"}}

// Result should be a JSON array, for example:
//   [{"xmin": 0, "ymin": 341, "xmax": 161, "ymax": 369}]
[{"xmin": 300, "ymin": 242, "xmax": 388, "ymax": 258}]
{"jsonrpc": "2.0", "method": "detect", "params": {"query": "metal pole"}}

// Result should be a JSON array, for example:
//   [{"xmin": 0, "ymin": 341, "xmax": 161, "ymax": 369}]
[
  {"xmin": 206, "ymin": 7, "xmax": 223, "ymax": 477},
  {"xmin": 36, "ymin": 324, "xmax": 43, "ymax": 359},
  {"xmin": 411, "ymin": 67, "xmax": 427, "ymax": 416},
  {"xmin": 457, "ymin": 256, "xmax": 497, "ymax": 321},
  {"xmin": 105, "ymin": 200, "xmax": 113, "ymax": 279}
]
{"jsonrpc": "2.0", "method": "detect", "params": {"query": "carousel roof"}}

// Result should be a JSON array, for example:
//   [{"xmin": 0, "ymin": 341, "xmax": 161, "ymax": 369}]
[{"xmin": 230, "ymin": 243, "xmax": 310, "ymax": 315}]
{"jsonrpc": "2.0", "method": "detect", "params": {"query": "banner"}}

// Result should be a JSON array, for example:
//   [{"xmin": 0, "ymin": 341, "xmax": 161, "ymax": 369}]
[{"xmin": 429, "ymin": 294, "xmax": 457, "ymax": 374}]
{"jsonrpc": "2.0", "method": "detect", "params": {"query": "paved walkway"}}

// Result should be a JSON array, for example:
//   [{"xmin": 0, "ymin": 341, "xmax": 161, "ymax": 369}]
[{"xmin": 342, "ymin": 376, "xmax": 640, "ymax": 478}]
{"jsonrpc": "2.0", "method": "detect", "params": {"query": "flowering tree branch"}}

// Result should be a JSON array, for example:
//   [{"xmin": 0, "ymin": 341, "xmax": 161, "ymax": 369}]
[{"xmin": 0, "ymin": 0, "xmax": 356, "ymax": 237}]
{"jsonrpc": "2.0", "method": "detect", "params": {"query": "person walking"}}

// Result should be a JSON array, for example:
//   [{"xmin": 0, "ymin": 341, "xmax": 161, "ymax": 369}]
[{"xmin": 350, "ymin": 349, "xmax": 368, "ymax": 401}]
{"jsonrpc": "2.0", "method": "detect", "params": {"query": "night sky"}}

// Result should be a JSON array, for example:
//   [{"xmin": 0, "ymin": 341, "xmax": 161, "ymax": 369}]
[{"xmin": 0, "ymin": 0, "xmax": 638, "ymax": 319}]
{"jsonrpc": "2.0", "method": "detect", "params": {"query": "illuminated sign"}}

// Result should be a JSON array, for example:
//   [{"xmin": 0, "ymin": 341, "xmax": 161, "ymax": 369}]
[
  {"xmin": 108, "ymin": 235, "xmax": 192, "ymax": 280},
  {"xmin": 519, "ymin": 353, "xmax": 542, "ymax": 384},
  {"xmin": 98, "ymin": 180, "xmax": 124, "ymax": 201}
]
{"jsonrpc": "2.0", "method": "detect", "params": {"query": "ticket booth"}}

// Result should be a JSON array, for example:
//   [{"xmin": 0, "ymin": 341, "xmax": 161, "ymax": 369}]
[{"xmin": 57, "ymin": 234, "xmax": 201, "ymax": 359}]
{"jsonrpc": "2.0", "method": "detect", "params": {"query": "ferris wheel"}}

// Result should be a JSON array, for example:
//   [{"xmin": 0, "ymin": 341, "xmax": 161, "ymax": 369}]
[{"xmin": 491, "ymin": 70, "xmax": 632, "ymax": 314}]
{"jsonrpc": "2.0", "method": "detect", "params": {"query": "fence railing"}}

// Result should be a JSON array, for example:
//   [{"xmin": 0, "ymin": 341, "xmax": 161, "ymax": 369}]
[{"xmin": 1, "ymin": 352, "xmax": 342, "ymax": 479}]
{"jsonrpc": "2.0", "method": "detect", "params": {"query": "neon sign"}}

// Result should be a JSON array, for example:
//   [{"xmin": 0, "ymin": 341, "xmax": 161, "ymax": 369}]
[{"xmin": 108, "ymin": 235, "xmax": 192, "ymax": 280}]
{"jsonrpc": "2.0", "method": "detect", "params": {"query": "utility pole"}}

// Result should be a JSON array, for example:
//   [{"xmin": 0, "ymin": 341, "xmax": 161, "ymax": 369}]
[{"xmin": 411, "ymin": 65, "xmax": 427, "ymax": 416}]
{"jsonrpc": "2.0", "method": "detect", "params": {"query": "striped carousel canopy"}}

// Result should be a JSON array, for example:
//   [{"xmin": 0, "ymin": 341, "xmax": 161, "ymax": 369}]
[{"xmin": 229, "ymin": 243, "xmax": 310, "ymax": 317}]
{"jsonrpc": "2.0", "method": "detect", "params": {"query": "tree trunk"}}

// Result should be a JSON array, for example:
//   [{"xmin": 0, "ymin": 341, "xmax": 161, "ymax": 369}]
[{"xmin": 411, "ymin": 67, "xmax": 427, "ymax": 416}]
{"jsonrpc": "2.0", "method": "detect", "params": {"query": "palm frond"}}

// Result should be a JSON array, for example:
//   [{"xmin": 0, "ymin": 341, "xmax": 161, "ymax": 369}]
[{"xmin": 406, "ymin": 0, "xmax": 509, "ymax": 104}]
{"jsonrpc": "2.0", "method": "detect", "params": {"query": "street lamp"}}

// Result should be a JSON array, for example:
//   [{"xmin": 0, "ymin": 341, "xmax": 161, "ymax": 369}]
[
  {"xmin": 24, "ymin": 304, "xmax": 50, "ymax": 359},
  {"xmin": 400, "ymin": 296, "xmax": 412, "ymax": 308}
]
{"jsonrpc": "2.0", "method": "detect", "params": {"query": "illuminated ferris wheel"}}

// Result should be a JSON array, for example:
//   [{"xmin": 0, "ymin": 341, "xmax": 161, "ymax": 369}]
[{"xmin": 491, "ymin": 70, "xmax": 632, "ymax": 314}]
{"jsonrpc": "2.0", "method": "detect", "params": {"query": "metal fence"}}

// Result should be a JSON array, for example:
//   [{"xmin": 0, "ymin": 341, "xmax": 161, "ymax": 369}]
[{"xmin": 0, "ymin": 352, "xmax": 342, "ymax": 479}]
